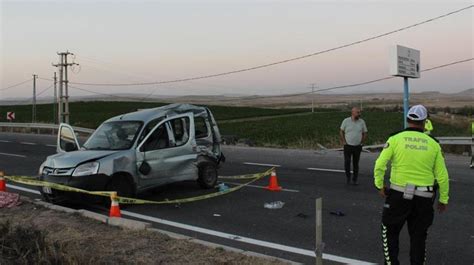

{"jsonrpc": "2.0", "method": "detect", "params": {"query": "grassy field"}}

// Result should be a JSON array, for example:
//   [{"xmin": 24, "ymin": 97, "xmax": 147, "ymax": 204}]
[
  {"xmin": 0, "ymin": 101, "xmax": 310, "ymax": 128},
  {"xmin": 1, "ymin": 101, "xmax": 468, "ymax": 149},
  {"xmin": 219, "ymin": 111, "xmax": 470, "ymax": 149}
]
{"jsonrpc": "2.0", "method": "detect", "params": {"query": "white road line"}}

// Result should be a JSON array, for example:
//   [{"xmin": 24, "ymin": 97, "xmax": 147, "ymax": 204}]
[
  {"xmin": 6, "ymin": 184, "xmax": 41, "ymax": 195},
  {"xmin": 0, "ymin": 152, "xmax": 27, "ymax": 158},
  {"xmin": 45, "ymin": 144, "xmax": 56, "ymax": 147},
  {"xmin": 244, "ymin": 162, "xmax": 282, "ymax": 167},
  {"xmin": 10, "ymin": 183, "xmax": 374, "ymax": 264},
  {"xmin": 20, "ymin": 142, "xmax": 37, "ymax": 145},
  {"xmin": 307, "ymin": 167, "xmax": 352, "ymax": 173},
  {"xmin": 121, "ymin": 210, "xmax": 375, "ymax": 265},
  {"xmin": 0, "ymin": 140, "xmax": 11, "ymax": 143},
  {"xmin": 225, "ymin": 182, "xmax": 300, "ymax": 193}
]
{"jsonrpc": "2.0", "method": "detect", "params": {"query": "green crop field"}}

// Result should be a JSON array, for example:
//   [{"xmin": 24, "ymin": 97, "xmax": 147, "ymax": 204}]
[
  {"xmin": 218, "ymin": 111, "xmax": 470, "ymax": 149},
  {"xmin": 0, "ymin": 101, "xmax": 310, "ymax": 128},
  {"xmin": 1, "ymin": 101, "xmax": 468, "ymax": 149}
]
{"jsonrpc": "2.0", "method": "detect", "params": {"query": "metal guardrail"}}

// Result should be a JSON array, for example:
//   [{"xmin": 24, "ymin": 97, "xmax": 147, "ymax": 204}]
[
  {"xmin": 0, "ymin": 123, "xmax": 471, "ymax": 146},
  {"xmin": 0, "ymin": 122, "xmax": 95, "ymax": 135},
  {"xmin": 437, "ymin": 136, "xmax": 472, "ymax": 146}
]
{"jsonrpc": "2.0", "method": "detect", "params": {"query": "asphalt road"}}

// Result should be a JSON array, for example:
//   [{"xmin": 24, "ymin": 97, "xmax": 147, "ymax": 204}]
[{"xmin": 1, "ymin": 132, "xmax": 473, "ymax": 265}]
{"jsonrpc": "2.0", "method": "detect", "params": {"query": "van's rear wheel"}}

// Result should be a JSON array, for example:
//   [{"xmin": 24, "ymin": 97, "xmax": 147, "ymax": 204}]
[{"xmin": 198, "ymin": 163, "xmax": 217, "ymax": 189}]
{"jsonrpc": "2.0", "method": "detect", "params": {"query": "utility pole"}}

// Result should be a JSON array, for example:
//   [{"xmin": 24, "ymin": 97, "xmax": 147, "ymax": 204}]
[
  {"xmin": 32, "ymin": 74, "xmax": 37, "ymax": 123},
  {"xmin": 310, "ymin": 83, "xmax": 316, "ymax": 113},
  {"xmin": 53, "ymin": 72, "xmax": 57, "ymax": 124},
  {"xmin": 53, "ymin": 51, "xmax": 78, "ymax": 124}
]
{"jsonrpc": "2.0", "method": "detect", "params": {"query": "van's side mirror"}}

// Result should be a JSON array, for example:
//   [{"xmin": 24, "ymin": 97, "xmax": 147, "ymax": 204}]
[
  {"xmin": 58, "ymin": 124, "xmax": 80, "ymax": 153},
  {"xmin": 139, "ymin": 161, "xmax": 151, "ymax": 175}
]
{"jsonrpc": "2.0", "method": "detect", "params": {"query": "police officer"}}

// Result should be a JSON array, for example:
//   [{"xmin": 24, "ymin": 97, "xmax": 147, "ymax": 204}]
[
  {"xmin": 424, "ymin": 114, "xmax": 433, "ymax": 135},
  {"xmin": 374, "ymin": 105, "xmax": 449, "ymax": 265}
]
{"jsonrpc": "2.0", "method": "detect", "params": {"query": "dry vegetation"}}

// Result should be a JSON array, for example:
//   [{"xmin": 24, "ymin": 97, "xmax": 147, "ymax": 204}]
[{"xmin": 0, "ymin": 198, "xmax": 287, "ymax": 265}]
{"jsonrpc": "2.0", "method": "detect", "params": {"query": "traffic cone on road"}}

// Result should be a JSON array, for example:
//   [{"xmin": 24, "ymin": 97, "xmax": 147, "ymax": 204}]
[
  {"xmin": 265, "ymin": 170, "xmax": 282, "ymax": 192},
  {"xmin": 0, "ymin": 171, "xmax": 6, "ymax": 192},
  {"xmin": 109, "ymin": 192, "xmax": 121, "ymax": 218}
]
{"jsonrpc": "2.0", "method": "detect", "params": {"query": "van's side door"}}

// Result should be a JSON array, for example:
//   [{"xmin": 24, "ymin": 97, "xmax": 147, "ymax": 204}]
[{"xmin": 136, "ymin": 114, "xmax": 197, "ymax": 189}]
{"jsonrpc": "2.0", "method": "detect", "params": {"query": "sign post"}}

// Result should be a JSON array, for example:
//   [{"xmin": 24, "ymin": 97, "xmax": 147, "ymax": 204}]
[
  {"xmin": 403, "ymin": 77, "xmax": 409, "ymax": 128},
  {"xmin": 390, "ymin": 45, "xmax": 420, "ymax": 128}
]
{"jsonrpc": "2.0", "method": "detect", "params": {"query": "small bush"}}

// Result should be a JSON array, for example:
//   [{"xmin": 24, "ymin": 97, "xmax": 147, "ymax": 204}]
[{"xmin": 0, "ymin": 221, "xmax": 72, "ymax": 265}]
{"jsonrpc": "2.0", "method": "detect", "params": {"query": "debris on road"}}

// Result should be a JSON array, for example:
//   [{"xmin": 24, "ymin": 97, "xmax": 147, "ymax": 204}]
[
  {"xmin": 218, "ymin": 182, "xmax": 229, "ymax": 192},
  {"xmin": 330, "ymin": 211, "xmax": 346, "ymax": 217},
  {"xmin": 295, "ymin": 213, "xmax": 310, "ymax": 219},
  {"xmin": 264, "ymin": 201, "xmax": 285, "ymax": 209}
]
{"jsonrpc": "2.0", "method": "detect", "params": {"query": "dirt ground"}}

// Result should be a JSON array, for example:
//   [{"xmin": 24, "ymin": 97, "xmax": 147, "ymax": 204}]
[{"xmin": 0, "ymin": 197, "xmax": 287, "ymax": 265}]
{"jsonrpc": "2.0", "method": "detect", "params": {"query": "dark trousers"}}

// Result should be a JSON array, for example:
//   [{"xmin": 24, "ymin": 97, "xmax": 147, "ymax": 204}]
[
  {"xmin": 343, "ymin": 144, "xmax": 362, "ymax": 181},
  {"xmin": 381, "ymin": 189, "xmax": 434, "ymax": 265}
]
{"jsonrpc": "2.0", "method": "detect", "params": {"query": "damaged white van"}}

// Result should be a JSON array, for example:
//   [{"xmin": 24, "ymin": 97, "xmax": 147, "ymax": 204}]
[{"xmin": 39, "ymin": 104, "xmax": 225, "ymax": 202}]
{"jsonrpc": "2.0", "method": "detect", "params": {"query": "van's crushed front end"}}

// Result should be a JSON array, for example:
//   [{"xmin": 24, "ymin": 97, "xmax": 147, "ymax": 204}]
[{"xmin": 38, "ymin": 150, "xmax": 135, "ymax": 203}]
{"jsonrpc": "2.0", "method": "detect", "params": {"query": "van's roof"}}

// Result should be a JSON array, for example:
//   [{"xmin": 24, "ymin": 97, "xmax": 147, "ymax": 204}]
[{"xmin": 105, "ymin": 103, "xmax": 209, "ymax": 124}]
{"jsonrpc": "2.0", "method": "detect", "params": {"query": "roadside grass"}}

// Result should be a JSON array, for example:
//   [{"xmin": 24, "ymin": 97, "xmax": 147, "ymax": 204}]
[
  {"xmin": 0, "ymin": 101, "xmax": 311, "ymax": 128},
  {"xmin": 0, "ymin": 221, "xmax": 74, "ymax": 264},
  {"xmin": 218, "ymin": 111, "xmax": 470, "ymax": 149},
  {"xmin": 1, "ymin": 201, "xmax": 285, "ymax": 265}
]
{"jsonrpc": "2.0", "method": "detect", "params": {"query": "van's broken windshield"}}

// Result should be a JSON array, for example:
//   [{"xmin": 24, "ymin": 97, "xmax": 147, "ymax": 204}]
[{"xmin": 83, "ymin": 121, "xmax": 143, "ymax": 150}]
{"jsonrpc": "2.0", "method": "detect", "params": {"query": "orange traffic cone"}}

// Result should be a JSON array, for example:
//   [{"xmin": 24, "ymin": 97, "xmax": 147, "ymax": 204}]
[
  {"xmin": 109, "ymin": 192, "xmax": 121, "ymax": 218},
  {"xmin": 0, "ymin": 171, "xmax": 6, "ymax": 192},
  {"xmin": 265, "ymin": 170, "xmax": 282, "ymax": 191}
]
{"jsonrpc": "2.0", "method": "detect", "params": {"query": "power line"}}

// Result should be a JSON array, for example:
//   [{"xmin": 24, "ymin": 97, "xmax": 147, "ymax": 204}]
[
  {"xmin": 14, "ymin": 84, "xmax": 53, "ymax": 104},
  {"xmin": 69, "ymin": 85, "xmax": 146, "ymax": 100},
  {"xmin": 0, "ymin": 78, "xmax": 33, "ymax": 91},
  {"xmin": 37, "ymin": 84, "xmax": 53, "ymax": 97},
  {"xmin": 67, "ymin": 5, "xmax": 473, "ymax": 87},
  {"xmin": 221, "ymin": 57, "xmax": 474, "ymax": 100},
  {"xmin": 38, "ymin": 77, "xmax": 54, "ymax": 82},
  {"xmin": 68, "ymin": 57, "xmax": 473, "ymax": 101}
]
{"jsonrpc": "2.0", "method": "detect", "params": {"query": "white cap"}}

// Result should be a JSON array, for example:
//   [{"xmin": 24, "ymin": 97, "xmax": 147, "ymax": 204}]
[{"xmin": 407, "ymin": 105, "xmax": 427, "ymax": 121}]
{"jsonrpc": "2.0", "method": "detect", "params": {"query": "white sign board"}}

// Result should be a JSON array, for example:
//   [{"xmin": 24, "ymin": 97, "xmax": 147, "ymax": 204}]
[
  {"xmin": 390, "ymin": 45, "xmax": 420, "ymax": 78},
  {"xmin": 7, "ymin": 112, "xmax": 15, "ymax": 121}
]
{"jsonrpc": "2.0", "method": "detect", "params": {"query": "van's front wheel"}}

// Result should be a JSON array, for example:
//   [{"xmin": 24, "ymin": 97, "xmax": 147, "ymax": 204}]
[
  {"xmin": 105, "ymin": 175, "xmax": 135, "ymax": 201},
  {"xmin": 198, "ymin": 163, "xmax": 217, "ymax": 189}
]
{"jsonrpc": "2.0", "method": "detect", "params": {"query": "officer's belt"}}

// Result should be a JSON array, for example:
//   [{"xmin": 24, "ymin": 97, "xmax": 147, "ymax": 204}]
[{"xmin": 390, "ymin": 184, "xmax": 434, "ymax": 198}]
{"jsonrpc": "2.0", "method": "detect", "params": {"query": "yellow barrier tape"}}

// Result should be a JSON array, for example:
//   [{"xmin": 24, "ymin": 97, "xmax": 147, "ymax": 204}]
[
  {"xmin": 4, "ymin": 168, "xmax": 274, "ymax": 205},
  {"xmin": 218, "ymin": 171, "xmax": 269, "ymax": 180},
  {"xmin": 4, "ymin": 175, "xmax": 114, "ymax": 197},
  {"xmin": 115, "ymin": 168, "xmax": 273, "ymax": 205}
]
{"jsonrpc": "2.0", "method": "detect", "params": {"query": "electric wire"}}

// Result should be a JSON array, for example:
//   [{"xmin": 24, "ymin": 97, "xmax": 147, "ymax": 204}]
[
  {"xmin": 66, "ymin": 5, "xmax": 472, "ymax": 87},
  {"xmin": 67, "ymin": 57, "xmax": 473, "ymax": 101},
  {"xmin": 0, "ymin": 78, "xmax": 33, "ymax": 91}
]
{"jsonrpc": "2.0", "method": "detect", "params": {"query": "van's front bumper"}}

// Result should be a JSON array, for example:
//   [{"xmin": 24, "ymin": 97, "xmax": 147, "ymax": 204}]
[{"xmin": 39, "ymin": 173, "xmax": 110, "ymax": 203}]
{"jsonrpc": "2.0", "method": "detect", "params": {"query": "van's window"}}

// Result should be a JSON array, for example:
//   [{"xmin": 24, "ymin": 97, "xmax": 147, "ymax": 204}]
[
  {"xmin": 169, "ymin": 117, "xmax": 190, "ymax": 146},
  {"xmin": 142, "ymin": 124, "xmax": 170, "ymax": 151},
  {"xmin": 195, "ymin": 117, "xmax": 209, "ymax": 138},
  {"xmin": 83, "ymin": 121, "xmax": 142, "ymax": 150},
  {"xmin": 137, "ymin": 117, "xmax": 164, "ymax": 144}
]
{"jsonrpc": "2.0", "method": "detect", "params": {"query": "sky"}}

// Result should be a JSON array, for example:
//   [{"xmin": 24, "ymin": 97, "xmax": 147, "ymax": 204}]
[{"xmin": 0, "ymin": 0, "xmax": 473, "ymax": 100}]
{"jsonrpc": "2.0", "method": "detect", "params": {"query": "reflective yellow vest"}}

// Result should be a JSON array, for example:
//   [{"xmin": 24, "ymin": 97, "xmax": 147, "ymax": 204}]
[
  {"xmin": 374, "ymin": 128, "xmax": 449, "ymax": 204},
  {"xmin": 424, "ymin": 119, "xmax": 433, "ymax": 135}
]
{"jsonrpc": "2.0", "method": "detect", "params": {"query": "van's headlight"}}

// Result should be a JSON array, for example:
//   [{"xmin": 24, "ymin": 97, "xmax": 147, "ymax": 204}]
[{"xmin": 72, "ymin": 162, "xmax": 99, "ymax": 177}]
